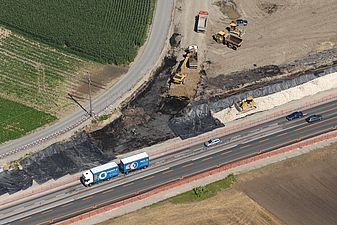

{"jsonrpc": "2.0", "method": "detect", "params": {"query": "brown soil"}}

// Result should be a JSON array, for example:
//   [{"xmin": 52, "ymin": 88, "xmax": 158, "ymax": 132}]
[
  {"xmin": 61, "ymin": 63, "xmax": 128, "ymax": 118},
  {"xmin": 168, "ymin": 70, "xmax": 200, "ymax": 99},
  {"xmin": 98, "ymin": 141, "xmax": 337, "ymax": 225},
  {"xmin": 237, "ymin": 142, "xmax": 337, "ymax": 225},
  {"xmin": 99, "ymin": 189, "xmax": 283, "ymax": 225},
  {"xmin": 74, "ymin": 64, "xmax": 128, "ymax": 98},
  {"xmin": 206, "ymin": 0, "xmax": 337, "ymax": 77}
]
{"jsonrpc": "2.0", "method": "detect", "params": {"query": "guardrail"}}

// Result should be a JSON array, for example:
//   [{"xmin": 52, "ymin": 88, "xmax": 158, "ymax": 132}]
[{"xmin": 0, "ymin": 116, "xmax": 89, "ymax": 159}]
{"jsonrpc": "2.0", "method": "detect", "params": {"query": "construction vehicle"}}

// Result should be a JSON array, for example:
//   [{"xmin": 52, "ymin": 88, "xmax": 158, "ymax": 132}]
[
  {"xmin": 226, "ymin": 21, "xmax": 242, "ymax": 37},
  {"xmin": 213, "ymin": 31, "xmax": 243, "ymax": 50},
  {"xmin": 196, "ymin": 11, "xmax": 208, "ymax": 32},
  {"xmin": 171, "ymin": 45, "xmax": 198, "ymax": 84},
  {"xmin": 234, "ymin": 96, "xmax": 256, "ymax": 112},
  {"xmin": 186, "ymin": 45, "xmax": 198, "ymax": 69}
]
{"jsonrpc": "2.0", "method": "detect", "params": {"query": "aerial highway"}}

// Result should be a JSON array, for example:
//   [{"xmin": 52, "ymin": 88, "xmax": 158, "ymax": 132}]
[
  {"xmin": 0, "ymin": 0, "xmax": 174, "ymax": 158},
  {"xmin": 1, "ymin": 98, "xmax": 337, "ymax": 225}
]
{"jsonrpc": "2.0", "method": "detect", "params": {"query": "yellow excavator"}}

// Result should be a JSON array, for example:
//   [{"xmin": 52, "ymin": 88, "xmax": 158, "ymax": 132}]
[
  {"xmin": 234, "ymin": 96, "xmax": 256, "ymax": 112},
  {"xmin": 171, "ymin": 45, "xmax": 198, "ymax": 84}
]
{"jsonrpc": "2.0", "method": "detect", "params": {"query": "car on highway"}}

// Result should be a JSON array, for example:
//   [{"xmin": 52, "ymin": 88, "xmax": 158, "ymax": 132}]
[
  {"xmin": 286, "ymin": 111, "xmax": 304, "ymax": 121},
  {"xmin": 204, "ymin": 138, "xmax": 221, "ymax": 147},
  {"xmin": 305, "ymin": 114, "xmax": 323, "ymax": 123}
]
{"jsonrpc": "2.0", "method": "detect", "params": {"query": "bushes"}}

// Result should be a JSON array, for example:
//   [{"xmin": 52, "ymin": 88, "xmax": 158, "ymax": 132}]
[
  {"xmin": 0, "ymin": 0, "xmax": 155, "ymax": 64},
  {"xmin": 170, "ymin": 174, "xmax": 237, "ymax": 204}
]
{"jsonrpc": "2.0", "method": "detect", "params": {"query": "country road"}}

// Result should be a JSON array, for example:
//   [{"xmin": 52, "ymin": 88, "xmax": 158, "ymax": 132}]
[
  {"xmin": 0, "ymin": 0, "xmax": 174, "ymax": 158},
  {"xmin": 1, "ymin": 98, "xmax": 337, "ymax": 225}
]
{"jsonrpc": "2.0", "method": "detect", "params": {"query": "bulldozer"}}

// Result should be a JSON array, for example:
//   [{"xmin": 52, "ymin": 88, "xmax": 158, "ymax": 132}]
[
  {"xmin": 234, "ymin": 96, "xmax": 256, "ymax": 112},
  {"xmin": 171, "ymin": 45, "xmax": 198, "ymax": 84},
  {"xmin": 213, "ymin": 31, "xmax": 242, "ymax": 50}
]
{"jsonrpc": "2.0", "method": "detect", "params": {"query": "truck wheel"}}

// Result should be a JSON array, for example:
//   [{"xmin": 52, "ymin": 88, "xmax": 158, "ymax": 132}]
[{"xmin": 233, "ymin": 46, "xmax": 237, "ymax": 50}]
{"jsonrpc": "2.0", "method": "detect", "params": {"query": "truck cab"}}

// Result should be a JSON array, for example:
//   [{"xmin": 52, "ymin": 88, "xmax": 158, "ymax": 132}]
[{"xmin": 80, "ymin": 170, "xmax": 94, "ymax": 186}]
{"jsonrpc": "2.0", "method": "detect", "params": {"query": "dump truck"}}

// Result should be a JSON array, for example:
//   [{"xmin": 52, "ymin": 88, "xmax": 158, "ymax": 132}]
[
  {"xmin": 171, "ymin": 45, "xmax": 198, "ymax": 84},
  {"xmin": 226, "ymin": 21, "xmax": 242, "ymax": 37},
  {"xmin": 80, "ymin": 162, "xmax": 119, "ymax": 186},
  {"xmin": 213, "ymin": 31, "xmax": 243, "ymax": 50},
  {"xmin": 196, "ymin": 11, "xmax": 208, "ymax": 32},
  {"xmin": 234, "ymin": 96, "xmax": 256, "ymax": 112},
  {"xmin": 120, "ymin": 152, "xmax": 149, "ymax": 174}
]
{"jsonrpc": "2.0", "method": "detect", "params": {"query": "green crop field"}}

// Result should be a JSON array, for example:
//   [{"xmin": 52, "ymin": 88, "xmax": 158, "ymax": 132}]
[
  {"xmin": 0, "ymin": 97, "xmax": 56, "ymax": 143},
  {"xmin": 0, "ymin": 29, "xmax": 88, "ymax": 115},
  {"xmin": 0, "ymin": 0, "xmax": 155, "ymax": 64}
]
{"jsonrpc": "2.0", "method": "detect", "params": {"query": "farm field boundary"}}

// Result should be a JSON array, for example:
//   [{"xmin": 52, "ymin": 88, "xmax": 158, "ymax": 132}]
[{"xmin": 0, "ymin": 0, "xmax": 156, "ymax": 64}]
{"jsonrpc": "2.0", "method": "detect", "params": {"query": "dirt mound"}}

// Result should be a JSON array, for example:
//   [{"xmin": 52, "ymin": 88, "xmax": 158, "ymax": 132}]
[
  {"xmin": 90, "ymin": 56, "xmax": 178, "ymax": 155},
  {"xmin": 169, "ymin": 33, "xmax": 182, "ymax": 48},
  {"xmin": 0, "ymin": 170, "xmax": 32, "ymax": 195},
  {"xmin": 0, "ymin": 132, "xmax": 111, "ymax": 194},
  {"xmin": 215, "ymin": 0, "xmax": 241, "ymax": 19},
  {"xmin": 19, "ymin": 132, "xmax": 111, "ymax": 184}
]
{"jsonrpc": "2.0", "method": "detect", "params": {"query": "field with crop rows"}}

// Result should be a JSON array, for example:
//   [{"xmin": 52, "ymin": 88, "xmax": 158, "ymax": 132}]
[
  {"xmin": 0, "ymin": 28, "xmax": 90, "ymax": 114},
  {"xmin": 0, "ymin": 97, "xmax": 56, "ymax": 143},
  {"xmin": 0, "ymin": 0, "xmax": 155, "ymax": 64}
]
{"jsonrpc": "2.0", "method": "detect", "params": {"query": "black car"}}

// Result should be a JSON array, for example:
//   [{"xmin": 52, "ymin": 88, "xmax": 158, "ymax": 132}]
[
  {"xmin": 305, "ymin": 114, "xmax": 322, "ymax": 123},
  {"xmin": 236, "ymin": 19, "xmax": 248, "ymax": 26},
  {"xmin": 286, "ymin": 111, "xmax": 304, "ymax": 121}
]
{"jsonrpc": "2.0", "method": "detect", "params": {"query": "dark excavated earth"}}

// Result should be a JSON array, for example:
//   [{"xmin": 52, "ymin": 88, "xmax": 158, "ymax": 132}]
[{"xmin": 1, "ymin": 43, "xmax": 337, "ymax": 196}]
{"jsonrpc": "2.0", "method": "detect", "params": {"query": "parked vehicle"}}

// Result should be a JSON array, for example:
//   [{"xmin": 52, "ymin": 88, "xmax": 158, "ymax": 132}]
[
  {"xmin": 286, "ymin": 111, "xmax": 304, "ymax": 121},
  {"xmin": 204, "ymin": 138, "xmax": 221, "ymax": 147},
  {"xmin": 80, "ymin": 152, "xmax": 150, "ymax": 186},
  {"xmin": 212, "ymin": 31, "xmax": 243, "ymax": 50},
  {"xmin": 305, "ymin": 114, "xmax": 322, "ymax": 123},
  {"xmin": 196, "ymin": 11, "xmax": 208, "ymax": 32},
  {"xmin": 236, "ymin": 19, "xmax": 248, "ymax": 26}
]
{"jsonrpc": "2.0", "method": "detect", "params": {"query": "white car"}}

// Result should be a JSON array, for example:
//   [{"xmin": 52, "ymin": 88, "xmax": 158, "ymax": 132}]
[{"xmin": 204, "ymin": 138, "xmax": 221, "ymax": 147}]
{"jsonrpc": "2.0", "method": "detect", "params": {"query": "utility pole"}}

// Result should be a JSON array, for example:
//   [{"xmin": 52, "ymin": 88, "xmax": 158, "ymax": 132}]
[{"xmin": 88, "ymin": 72, "xmax": 93, "ymax": 117}]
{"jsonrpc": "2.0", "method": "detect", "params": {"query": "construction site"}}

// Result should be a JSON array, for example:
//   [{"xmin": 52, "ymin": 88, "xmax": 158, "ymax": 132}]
[{"xmin": 1, "ymin": 0, "xmax": 337, "ymax": 203}]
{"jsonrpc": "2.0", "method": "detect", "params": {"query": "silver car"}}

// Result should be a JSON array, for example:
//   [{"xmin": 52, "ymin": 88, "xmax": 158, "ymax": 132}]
[{"xmin": 204, "ymin": 138, "xmax": 221, "ymax": 147}]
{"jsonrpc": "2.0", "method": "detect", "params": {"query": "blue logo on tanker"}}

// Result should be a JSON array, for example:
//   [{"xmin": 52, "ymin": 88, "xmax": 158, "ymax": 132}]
[{"xmin": 126, "ymin": 162, "xmax": 138, "ymax": 170}]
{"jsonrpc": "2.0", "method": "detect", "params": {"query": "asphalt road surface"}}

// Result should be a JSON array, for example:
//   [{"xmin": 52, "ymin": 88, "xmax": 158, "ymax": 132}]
[
  {"xmin": 1, "ymin": 99, "xmax": 337, "ymax": 225},
  {"xmin": 0, "ymin": 0, "xmax": 174, "ymax": 157}
]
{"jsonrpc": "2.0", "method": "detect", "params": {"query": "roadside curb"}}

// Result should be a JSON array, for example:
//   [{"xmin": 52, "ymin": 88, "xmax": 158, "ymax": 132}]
[{"xmin": 55, "ymin": 130, "xmax": 337, "ymax": 225}]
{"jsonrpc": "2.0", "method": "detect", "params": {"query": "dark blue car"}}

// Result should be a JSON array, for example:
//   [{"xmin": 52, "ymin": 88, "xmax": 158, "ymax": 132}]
[
  {"xmin": 286, "ymin": 111, "xmax": 304, "ymax": 121},
  {"xmin": 305, "ymin": 114, "xmax": 322, "ymax": 123}
]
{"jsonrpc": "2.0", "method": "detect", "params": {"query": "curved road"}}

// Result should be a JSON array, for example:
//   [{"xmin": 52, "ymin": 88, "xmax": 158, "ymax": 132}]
[
  {"xmin": 0, "ymin": 0, "xmax": 174, "ymax": 157},
  {"xmin": 1, "ymin": 99, "xmax": 337, "ymax": 225}
]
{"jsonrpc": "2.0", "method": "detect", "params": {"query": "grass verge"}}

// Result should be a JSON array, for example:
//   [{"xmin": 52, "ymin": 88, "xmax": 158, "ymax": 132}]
[
  {"xmin": 146, "ymin": 174, "xmax": 237, "ymax": 209},
  {"xmin": 170, "ymin": 174, "xmax": 236, "ymax": 204}
]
